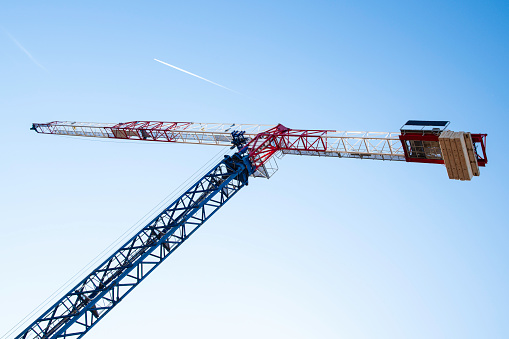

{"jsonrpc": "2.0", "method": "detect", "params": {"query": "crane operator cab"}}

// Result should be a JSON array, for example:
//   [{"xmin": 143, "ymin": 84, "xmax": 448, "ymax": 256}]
[{"xmin": 399, "ymin": 120, "xmax": 487, "ymax": 181}]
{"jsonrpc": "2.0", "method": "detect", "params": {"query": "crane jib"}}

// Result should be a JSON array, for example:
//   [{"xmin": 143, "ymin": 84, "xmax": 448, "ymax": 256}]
[{"xmin": 30, "ymin": 120, "xmax": 487, "ymax": 181}]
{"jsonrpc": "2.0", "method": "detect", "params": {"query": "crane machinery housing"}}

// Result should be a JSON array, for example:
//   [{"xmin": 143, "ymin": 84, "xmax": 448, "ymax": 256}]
[{"xmin": 11, "ymin": 119, "xmax": 487, "ymax": 339}]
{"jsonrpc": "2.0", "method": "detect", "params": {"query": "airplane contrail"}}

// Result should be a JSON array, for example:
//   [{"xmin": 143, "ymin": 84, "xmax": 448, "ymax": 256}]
[
  {"xmin": 154, "ymin": 58, "xmax": 240, "ymax": 94},
  {"xmin": 4, "ymin": 30, "xmax": 48, "ymax": 72}
]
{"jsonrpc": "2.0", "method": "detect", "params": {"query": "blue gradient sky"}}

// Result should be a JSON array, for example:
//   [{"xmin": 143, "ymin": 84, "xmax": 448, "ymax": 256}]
[{"xmin": 1, "ymin": 1, "xmax": 508, "ymax": 338}]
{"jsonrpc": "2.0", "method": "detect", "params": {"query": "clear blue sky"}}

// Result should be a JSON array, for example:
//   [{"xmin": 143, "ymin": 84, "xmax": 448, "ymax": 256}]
[{"xmin": 1, "ymin": 1, "xmax": 508, "ymax": 338}]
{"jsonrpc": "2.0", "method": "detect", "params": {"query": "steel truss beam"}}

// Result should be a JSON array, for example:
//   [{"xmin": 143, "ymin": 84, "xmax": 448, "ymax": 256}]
[
  {"xmin": 31, "ymin": 121, "xmax": 274, "ymax": 147},
  {"xmin": 246, "ymin": 125, "xmax": 405, "ymax": 177},
  {"xmin": 17, "ymin": 152, "xmax": 253, "ymax": 339},
  {"xmin": 30, "ymin": 121, "xmax": 406, "ymax": 162}
]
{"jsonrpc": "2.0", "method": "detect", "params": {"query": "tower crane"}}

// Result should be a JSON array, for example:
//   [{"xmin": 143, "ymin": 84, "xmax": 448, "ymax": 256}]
[{"xmin": 13, "ymin": 119, "xmax": 487, "ymax": 339}]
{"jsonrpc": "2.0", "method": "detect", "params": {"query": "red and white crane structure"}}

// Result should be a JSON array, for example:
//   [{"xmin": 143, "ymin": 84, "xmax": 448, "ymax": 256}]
[
  {"xmin": 11, "ymin": 119, "xmax": 487, "ymax": 339},
  {"xmin": 32, "ymin": 119, "xmax": 487, "ymax": 180}
]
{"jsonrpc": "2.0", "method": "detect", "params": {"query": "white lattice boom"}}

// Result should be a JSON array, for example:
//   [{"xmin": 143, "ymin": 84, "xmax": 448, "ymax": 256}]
[{"xmin": 31, "ymin": 121, "xmax": 406, "ymax": 161}]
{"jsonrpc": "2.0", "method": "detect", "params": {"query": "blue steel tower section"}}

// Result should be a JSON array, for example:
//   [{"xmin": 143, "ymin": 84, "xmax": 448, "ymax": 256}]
[{"xmin": 16, "ymin": 150, "xmax": 253, "ymax": 339}]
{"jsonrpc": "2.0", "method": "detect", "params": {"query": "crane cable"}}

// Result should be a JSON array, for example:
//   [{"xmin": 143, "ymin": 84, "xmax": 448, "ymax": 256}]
[{"xmin": 1, "ymin": 144, "xmax": 233, "ymax": 339}]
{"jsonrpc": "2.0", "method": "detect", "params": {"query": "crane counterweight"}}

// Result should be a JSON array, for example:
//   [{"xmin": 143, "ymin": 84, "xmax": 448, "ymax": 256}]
[{"xmin": 398, "ymin": 120, "xmax": 487, "ymax": 180}]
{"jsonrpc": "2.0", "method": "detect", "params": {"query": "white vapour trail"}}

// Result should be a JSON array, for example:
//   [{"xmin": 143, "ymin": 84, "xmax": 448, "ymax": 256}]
[
  {"xmin": 154, "ymin": 58, "xmax": 240, "ymax": 94},
  {"xmin": 4, "ymin": 31, "xmax": 48, "ymax": 72}
]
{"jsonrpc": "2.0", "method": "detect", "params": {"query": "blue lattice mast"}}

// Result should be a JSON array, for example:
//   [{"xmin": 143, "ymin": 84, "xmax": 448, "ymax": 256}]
[{"xmin": 17, "ymin": 149, "xmax": 253, "ymax": 339}]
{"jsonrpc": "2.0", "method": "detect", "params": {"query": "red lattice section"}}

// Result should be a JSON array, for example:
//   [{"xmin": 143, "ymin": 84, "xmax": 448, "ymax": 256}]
[{"xmin": 247, "ymin": 124, "xmax": 330, "ymax": 172}]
